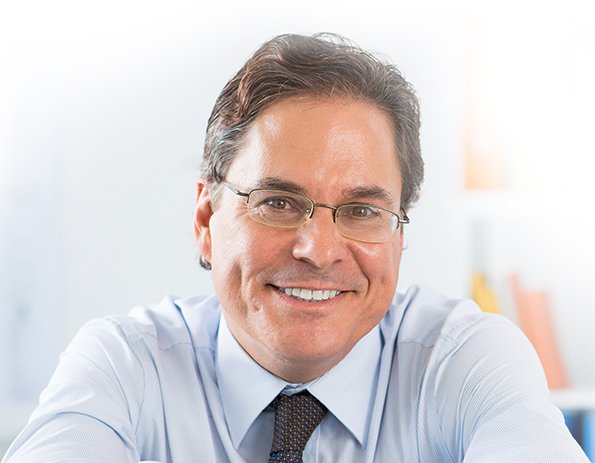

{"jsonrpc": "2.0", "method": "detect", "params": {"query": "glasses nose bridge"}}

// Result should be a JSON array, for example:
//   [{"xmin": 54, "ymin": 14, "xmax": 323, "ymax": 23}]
[{"xmin": 309, "ymin": 202, "xmax": 339, "ymax": 223}]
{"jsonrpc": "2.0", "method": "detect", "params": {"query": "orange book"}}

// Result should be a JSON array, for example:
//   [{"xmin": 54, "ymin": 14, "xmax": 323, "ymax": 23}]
[{"xmin": 509, "ymin": 275, "xmax": 568, "ymax": 389}]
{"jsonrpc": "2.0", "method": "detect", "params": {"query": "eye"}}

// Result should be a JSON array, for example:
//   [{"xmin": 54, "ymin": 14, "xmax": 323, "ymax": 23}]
[
  {"xmin": 263, "ymin": 196, "xmax": 295, "ymax": 210},
  {"xmin": 352, "ymin": 206, "xmax": 373, "ymax": 217},
  {"xmin": 342, "ymin": 204, "xmax": 381, "ymax": 219},
  {"xmin": 248, "ymin": 190, "xmax": 311, "ymax": 219}
]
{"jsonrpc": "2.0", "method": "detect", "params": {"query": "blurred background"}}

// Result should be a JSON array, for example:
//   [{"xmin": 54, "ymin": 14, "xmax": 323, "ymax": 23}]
[{"xmin": 1, "ymin": 0, "xmax": 594, "ymax": 456}]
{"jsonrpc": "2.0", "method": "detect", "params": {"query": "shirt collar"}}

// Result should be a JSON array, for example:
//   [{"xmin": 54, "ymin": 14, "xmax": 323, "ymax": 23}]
[
  {"xmin": 216, "ymin": 315, "xmax": 287, "ymax": 449},
  {"xmin": 307, "ymin": 325, "xmax": 381, "ymax": 447},
  {"xmin": 216, "ymin": 311, "xmax": 381, "ymax": 449}
]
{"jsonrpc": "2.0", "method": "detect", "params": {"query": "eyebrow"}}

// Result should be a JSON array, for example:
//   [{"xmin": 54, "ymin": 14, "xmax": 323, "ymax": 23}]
[
  {"xmin": 253, "ymin": 177, "xmax": 308, "ymax": 195},
  {"xmin": 253, "ymin": 177, "xmax": 396, "ymax": 207},
  {"xmin": 341, "ymin": 186, "xmax": 395, "ymax": 206}
]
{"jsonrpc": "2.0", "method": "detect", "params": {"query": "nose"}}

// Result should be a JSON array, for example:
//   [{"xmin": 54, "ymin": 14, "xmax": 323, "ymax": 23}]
[{"xmin": 291, "ymin": 207, "xmax": 347, "ymax": 269}]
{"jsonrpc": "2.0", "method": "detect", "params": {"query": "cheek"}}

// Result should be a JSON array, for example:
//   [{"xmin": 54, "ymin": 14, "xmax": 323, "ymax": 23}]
[
  {"xmin": 209, "ymin": 212, "xmax": 281, "ymax": 283},
  {"xmin": 351, "ymin": 240, "xmax": 403, "ymax": 318},
  {"xmin": 354, "ymin": 239, "xmax": 402, "ymax": 283},
  {"xmin": 209, "ymin": 213, "xmax": 245, "ymax": 290}
]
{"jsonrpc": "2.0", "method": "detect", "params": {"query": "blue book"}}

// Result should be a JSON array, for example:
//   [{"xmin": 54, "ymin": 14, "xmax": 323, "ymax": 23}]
[
  {"xmin": 563, "ymin": 410, "xmax": 583, "ymax": 448},
  {"xmin": 584, "ymin": 411, "xmax": 595, "ymax": 461}
]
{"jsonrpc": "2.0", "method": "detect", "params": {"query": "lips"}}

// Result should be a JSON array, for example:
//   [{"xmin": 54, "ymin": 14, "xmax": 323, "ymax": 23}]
[{"xmin": 277, "ymin": 287, "xmax": 342, "ymax": 302}]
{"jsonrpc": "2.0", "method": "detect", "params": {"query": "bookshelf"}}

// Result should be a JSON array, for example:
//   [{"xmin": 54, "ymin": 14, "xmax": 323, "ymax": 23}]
[{"xmin": 463, "ymin": 189, "xmax": 595, "ymax": 458}]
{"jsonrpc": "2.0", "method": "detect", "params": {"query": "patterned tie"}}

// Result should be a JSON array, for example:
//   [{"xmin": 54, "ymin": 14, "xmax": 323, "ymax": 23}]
[{"xmin": 268, "ymin": 391, "xmax": 327, "ymax": 463}]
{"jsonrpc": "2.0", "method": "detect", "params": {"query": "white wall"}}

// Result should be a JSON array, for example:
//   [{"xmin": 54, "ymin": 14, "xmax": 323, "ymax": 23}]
[{"xmin": 1, "ymin": 0, "xmax": 594, "ymax": 449}]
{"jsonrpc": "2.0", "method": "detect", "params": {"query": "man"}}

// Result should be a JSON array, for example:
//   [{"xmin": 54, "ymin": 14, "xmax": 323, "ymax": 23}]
[{"xmin": 3, "ymin": 33, "xmax": 588, "ymax": 462}]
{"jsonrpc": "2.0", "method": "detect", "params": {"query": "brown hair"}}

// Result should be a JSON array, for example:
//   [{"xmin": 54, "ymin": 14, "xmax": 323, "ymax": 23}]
[{"xmin": 201, "ymin": 33, "xmax": 424, "ymax": 210}]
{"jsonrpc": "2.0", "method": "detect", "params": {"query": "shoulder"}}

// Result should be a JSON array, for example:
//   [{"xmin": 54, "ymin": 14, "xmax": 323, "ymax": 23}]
[
  {"xmin": 381, "ymin": 286, "xmax": 563, "ymax": 460},
  {"xmin": 65, "ymin": 294, "xmax": 222, "ymax": 368},
  {"xmin": 381, "ymin": 285, "xmax": 542, "ymax": 399},
  {"xmin": 35, "ymin": 294, "xmax": 222, "ymax": 423},
  {"xmin": 383, "ymin": 285, "xmax": 511, "ymax": 347}
]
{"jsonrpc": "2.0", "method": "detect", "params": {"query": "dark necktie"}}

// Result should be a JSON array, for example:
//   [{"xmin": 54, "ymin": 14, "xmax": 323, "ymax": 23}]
[{"xmin": 268, "ymin": 391, "xmax": 327, "ymax": 463}]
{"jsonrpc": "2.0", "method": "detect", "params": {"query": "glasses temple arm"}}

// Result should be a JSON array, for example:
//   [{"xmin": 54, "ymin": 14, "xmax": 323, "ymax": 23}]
[{"xmin": 399, "ymin": 209, "xmax": 410, "ymax": 224}]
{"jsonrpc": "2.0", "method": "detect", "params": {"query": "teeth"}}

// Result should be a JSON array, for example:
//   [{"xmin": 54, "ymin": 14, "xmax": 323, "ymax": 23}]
[
  {"xmin": 280, "ymin": 287, "xmax": 341, "ymax": 302},
  {"xmin": 300, "ymin": 289, "xmax": 312, "ymax": 300}
]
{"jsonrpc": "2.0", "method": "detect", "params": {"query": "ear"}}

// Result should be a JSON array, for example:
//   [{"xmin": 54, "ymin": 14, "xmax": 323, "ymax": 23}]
[{"xmin": 194, "ymin": 181, "xmax": 214, "ymax": 262}]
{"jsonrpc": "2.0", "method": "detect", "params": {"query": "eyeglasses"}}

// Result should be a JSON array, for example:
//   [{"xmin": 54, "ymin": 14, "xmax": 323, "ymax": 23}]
[{"xmin": 220, "ymin": 182, "xmax": 409, "ymax": 243}]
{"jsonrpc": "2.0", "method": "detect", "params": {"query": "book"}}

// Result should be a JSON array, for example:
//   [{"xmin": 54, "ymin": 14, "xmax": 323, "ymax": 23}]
[
  {"xmin": 471, "ymin": 272, "xmax": 502, "ymax": 314},
  {"xmin": 563, "ymin": 410, "xmax": 584, "ymax": 449},
  {"xmin": 584, "ymin": 411, "xmax": 595, "ymax": 461}
]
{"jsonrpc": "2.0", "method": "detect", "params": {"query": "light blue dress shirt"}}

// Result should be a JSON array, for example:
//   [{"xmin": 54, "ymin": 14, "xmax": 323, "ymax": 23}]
[{"xmin": 3, "ymin": 286, "xmax": 588, "ymax": 462}]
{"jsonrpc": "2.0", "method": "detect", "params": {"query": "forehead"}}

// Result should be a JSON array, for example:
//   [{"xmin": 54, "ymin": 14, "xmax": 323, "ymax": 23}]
[{"xmin": 227, "ymin": 96, "xmax": 402, "ymax": 202}]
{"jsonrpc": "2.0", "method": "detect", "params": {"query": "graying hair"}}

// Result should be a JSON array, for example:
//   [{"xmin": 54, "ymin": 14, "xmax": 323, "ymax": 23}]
[{"xmin": 202, "ymin": 33, "xmax": 424, "ymax": 209}]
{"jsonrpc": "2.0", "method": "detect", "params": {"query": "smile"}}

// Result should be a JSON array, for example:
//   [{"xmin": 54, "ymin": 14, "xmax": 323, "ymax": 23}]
[{"xmin": 277, "ymin": 287, "xmax": 342, "ymax": 302}]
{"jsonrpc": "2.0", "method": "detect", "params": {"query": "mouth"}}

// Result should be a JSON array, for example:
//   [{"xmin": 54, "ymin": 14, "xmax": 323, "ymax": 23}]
[{"xmin": 275, "ymin": 286, "xmax": 343, "ymax": 302}]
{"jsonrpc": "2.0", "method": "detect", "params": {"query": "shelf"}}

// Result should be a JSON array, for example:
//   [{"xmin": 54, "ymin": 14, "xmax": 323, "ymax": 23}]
[
  {"xmin": 550, "ymin": 388, "xmax": 595, "ymax": 411},
  {"xmin": 460, "ymin": 189, "xmax": 558, "ymax": 221}
]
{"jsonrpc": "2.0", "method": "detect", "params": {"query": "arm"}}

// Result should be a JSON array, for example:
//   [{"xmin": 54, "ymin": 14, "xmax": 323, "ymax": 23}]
[
  {"xmin": 3, "ymin": 319, "xmax": 144, "ymax": 463},
  {"xmin": 432, "ymin": 314, "xmax": 588, "ymax": 462}
]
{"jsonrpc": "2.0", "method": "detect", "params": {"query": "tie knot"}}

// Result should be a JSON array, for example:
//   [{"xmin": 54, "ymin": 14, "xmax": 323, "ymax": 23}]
[{"xmin": 269, "ymin": 391, "xmax": 327, "ymax": 462}]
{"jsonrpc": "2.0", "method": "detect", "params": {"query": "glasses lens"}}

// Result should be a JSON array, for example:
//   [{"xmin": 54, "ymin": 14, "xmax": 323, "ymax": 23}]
[
  {"xmin": 335, "ymin": 204, "xmax": 398, "ymax": 243},
  {"xmin": 247, "ymin": 189, "xmax": 312, "ymax": 227}
]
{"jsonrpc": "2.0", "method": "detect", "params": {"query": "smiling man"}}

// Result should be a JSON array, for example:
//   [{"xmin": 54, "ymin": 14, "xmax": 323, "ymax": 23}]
[
  {"xmin": 3, "ymin": 34, "xmax": 588, "ymax": 463},
  {"xmin": 197, "ymin": 97, "xmax": 404, "ymax": 385}
]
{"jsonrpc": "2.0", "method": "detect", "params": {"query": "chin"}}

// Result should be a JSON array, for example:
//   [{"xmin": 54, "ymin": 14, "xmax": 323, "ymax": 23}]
[{"xmin": 270, "ymin": 331, "xmax": 351, "ymax": 366}]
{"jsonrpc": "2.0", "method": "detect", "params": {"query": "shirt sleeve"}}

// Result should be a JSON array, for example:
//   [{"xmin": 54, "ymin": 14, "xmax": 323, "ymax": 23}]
[
  {"xmin": 2, "ymin": 319, "xmax": 144, "ymax": 463},
  {"xmin": 430, "ymin": 312, "xmax": 589, "ymax": 462}
]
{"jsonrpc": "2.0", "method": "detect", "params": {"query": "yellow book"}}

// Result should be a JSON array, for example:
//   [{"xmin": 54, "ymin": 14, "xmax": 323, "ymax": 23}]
[{"xmin": 471, "ymin": 272, "xmax": 502, "ymax": 314}]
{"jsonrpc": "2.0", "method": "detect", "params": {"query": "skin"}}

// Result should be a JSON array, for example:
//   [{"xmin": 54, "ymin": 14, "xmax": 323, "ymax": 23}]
[{"xmin": 194, "ymin": 96, "xmax": 405, "ymax": 383}]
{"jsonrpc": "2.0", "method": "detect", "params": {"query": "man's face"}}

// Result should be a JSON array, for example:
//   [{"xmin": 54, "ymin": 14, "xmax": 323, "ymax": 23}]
[{"xmin": 195, "ymin": 96, "xmax": 404, "ymax": 382}]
